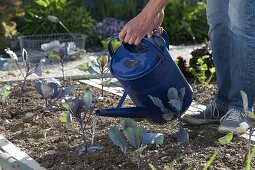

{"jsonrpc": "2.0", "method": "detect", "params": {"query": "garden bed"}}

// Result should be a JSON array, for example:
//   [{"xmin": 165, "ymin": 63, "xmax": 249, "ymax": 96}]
[{"xmin": 0, "ymin": 80, "xmax": 254, "ymax": 170}]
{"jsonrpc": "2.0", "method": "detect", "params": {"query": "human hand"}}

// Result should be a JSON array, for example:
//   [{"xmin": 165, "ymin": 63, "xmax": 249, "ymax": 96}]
[
  {"xmin": 119, "ymin": 11, "xmax": 154, "ymax": 45},
  {"xmin": 119, "ymin": 10, "xmax": 165, "ymax": 45}
]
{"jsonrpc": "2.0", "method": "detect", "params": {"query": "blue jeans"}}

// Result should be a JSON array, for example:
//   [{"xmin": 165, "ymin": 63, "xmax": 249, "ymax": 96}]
[{"xmin": 206, "ymin": 0, "xmax": 255, "ymax": 110}]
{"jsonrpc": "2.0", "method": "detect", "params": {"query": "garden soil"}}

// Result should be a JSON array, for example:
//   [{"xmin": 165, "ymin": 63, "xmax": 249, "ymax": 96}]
[{"xmin": 0, "ymin": 81, "xmax": 254, "ymax": 170}]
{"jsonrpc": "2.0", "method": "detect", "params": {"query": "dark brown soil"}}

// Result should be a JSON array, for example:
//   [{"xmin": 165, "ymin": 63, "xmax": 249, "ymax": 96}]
[{"xmin": 0, "ymin": 80, "xmax": 254, "ymax": 170}]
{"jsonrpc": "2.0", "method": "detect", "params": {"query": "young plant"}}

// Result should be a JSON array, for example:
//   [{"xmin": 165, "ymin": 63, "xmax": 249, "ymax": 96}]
[
  {"xmin": 108, "ymin": 118, "xmax": 164, "ymax": 170},
  {"xmin": 0, "ymin": 85, "xmax": 11, "ymax": 104},
  {"xmin": 42, "ymin": 41, "xmax": 81, "ymax": 80},
  {"xmin": 35, "ymin": 77, "xmax": 74, "ymax": 109},
  {"xmin": 203, "ymin": 133, "xmax": 233, "ymax": 170},
  {"xmin": 149, "ymin": 87, "xmax": 189, "ymax": 144},
  {"xmin": 240, "ymin": 90, "xmax": 255, "ymax": 168},
  {"xmin": 189, "ymin": 55, "xmax": 215, "ymax": 86},
  {"xmin": 79, "ymin": 55, "xmax": 111, "ymax": 98},
  {"xmin": 5, "ymin": 48, "xmax": 42, "ymax": 95},
  {"xmin": 61, "ymin": 90, "xmax": 98, "ymax": 153}
]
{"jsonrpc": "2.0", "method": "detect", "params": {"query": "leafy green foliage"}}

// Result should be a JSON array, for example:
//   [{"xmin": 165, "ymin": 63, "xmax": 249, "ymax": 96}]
[
  {"xmin": 18, "ymin": 0, "xmax": 95, "ymax": 35},
  {"xmin": 0, "ymin": 0, "xmax": 24, "ymax": 51},
  {"xmin": 163, "ymin": 0, "xmax": 208, "ymax": 44},
  {"xmin": 189, "ymin": 55, "xmax": 215, "ymax": 86},
  {"xmin": 88, "ymin": 0, "xmax": 147, "ymax": 21},
  {"xmin": 101, "ymin": 38, "xmax": 121, "ymax": 52},
  {"xmin": 108, "ymin": 118, "xmax": 163, "ymax": 169}
]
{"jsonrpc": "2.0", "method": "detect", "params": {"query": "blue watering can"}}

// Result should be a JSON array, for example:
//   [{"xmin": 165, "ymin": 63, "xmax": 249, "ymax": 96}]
[{"xmin": 96, "ymin": 31, "xmax": 193, "ymax": 124}]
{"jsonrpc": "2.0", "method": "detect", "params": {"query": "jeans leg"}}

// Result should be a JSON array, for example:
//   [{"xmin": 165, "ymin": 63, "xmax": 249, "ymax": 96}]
[
  {"xmin": 228, "ymin": 0, "xmax": 255, "ymax": 109},
  {"xmin": 206, "ymin": 0, "xmax": 230, "ymax": 108}
]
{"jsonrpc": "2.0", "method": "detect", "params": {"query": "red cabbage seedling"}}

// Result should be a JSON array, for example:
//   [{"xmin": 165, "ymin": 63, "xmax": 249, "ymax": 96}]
[
  {"xmin": 61, "ymin": 90, "xmax": 99, "ymax": 153},
  {"xmin": 149, "ymin": 87, "xmax": 189, "ymax": 144},
  {"xmin": 35, "ymin": 77, "xmax": 74, "ymax": 108},
  {"xmin": 5, "ymin": 48, "xmax": 42, "ymax": 95},
  {"xmin": 79, "ymin": 55, "xmax": 111, "ymax": 98},
  {"xmin": 108, "ymin": 118, "xmax": 164, "ymax": 170}
]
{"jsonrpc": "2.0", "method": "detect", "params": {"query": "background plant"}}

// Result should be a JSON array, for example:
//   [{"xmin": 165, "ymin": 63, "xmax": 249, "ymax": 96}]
[
  {"xmin": 79, "ymin": 55, "xmax": 111, "ymax": 98},
  {"xmin": 0, "ymin": 0, "xmax": 24, "ymax": 51},
  {"xmin": 162, "ymin": 0, "xmax": 208, "ymax": 44},
  {"xmin": 5, "ymin": 48, "xmax": 42, "ymax": 95},
  {"xmin": 189, "ymin": 55, "xmax": 215, "ymax": 86},
  {"xmin": 108, "ymin": 118, "xmax": 164, "ymax": 170},
  {"xmin": 86, "ymin": 0, "xmax": 148, "ymax": 21},
  {"xmin": 17, "ymin": 0, "xmax": 94, "ymax": 36}
]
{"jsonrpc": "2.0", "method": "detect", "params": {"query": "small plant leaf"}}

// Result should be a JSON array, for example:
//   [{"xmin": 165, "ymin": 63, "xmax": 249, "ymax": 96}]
[
  {"xmin": 108, "ymin": 126, "xmax": 128, "ymax": 148},
  {"xmin": 0, "ymin": 57, "xmax": 8, "ymax": 69},
  {"xmin": 162, "ymin": 113, "xmax": 174, "ymax": 121},
  {"xmin": 240, "ymin": 90, "xmax": 248, "ymax": 111},
  {"xmin": 176, "ymin": 127, "xmax": 189, "ymax": 144},
  {"xmin": 79, "ymin": 63, "xmax": 91, "ymax": 71},
  {"xmin": 97, "ymin": 55, "xmax": 109, "ymax": 69},
  {"xmin": 34, "ymin": 63, "xmax": 42, "ymax": 76},
  {"xmin": 169, "ymin": 99, "xmax": 182, "ymax": 112},
  {"xmin": 46, "ymin": 77, "xmax": 61, "ymax": 86},
  {"xmin": 87, "ymin": 67, "xmax": 98, "ymax": 75},
  {"xmin": 148, "ymin": 95, "xmax": 164, "ymax": 108},
  {"xmin": 178, "ymin": 87, "xmax": 186, "ymax": 101},
  {"xmin": 5, "ymin": 48, "xmax": 18, "ymax": 61},
  {"xmin": 57, "ymin": 86, "xmax": 74, "ymax": 99},
  {"xmin": 123, "ymin": 126, "xmax": 143, "ymax": 149},
  {"xmin": 122, "ymin": 118, "xmax": 137, "ymax": 129},
  {"xmin": 22, "ymin": 48, "xmax": 28, "ymax": 62},
  {"xmin": 218, "ymin": 133, "xmax": 233, "ymax": 145},
  {"xmin": 167, "ymin": 87, "xmax": 178, "ymax": 100},
  {"xmin": 141, "ymin": 133, "xmax": 164, "ymax": 146},
  {"xmin": 203, "ymin": 149, "xmax": 218, "ymax": 170},
  {"xmin": 83, "ymin": 90, "xmax": 93, "ymax": 110},
  {"xmin": 59, "ymin": 111, "xmax": 72, "ymax": 123},
  {"xmin": 148, "ymin": 163, "xmax": 157, "ymax": 170}
]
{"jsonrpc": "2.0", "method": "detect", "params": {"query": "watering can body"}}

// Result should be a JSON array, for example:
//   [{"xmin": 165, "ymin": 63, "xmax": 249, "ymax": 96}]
[{"xmin": 96, "ymin": 32, "xmax": 193, "ymax": 124}]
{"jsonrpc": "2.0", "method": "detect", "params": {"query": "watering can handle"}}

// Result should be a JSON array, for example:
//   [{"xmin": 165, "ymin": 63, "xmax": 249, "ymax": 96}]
[{"xmin": 108, "ymin": 34, "xmax": 166, "ymax": 61}]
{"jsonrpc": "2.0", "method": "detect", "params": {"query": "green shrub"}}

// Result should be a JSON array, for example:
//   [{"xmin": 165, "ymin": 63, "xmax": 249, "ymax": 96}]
[
  {"xmin": 0, "ymin": 0, "xmax": 24, "ymax": 51},
  {"xmin": 87, "ymin": 0, "xmax": 148, "ymax": 21},
  {"xmin": 163, "ymin": 0, "xmax": 208, "ymax": 44},
  {"xmin": 17, "ymin": 0, "xmax": 95, "ymax": 36}
]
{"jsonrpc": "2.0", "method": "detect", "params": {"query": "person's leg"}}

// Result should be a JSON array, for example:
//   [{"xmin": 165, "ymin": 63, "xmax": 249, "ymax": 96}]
[
  {"xmin": 207, "ymin": 0, "xmax": 231, "ymax": 109},
  {"xmin": 219, "ymin": 0, "xmax": 255, "ymax": 134},
  {"xmin": 182, "ymin": 0, "xmax": 230, "ymax": 125}
]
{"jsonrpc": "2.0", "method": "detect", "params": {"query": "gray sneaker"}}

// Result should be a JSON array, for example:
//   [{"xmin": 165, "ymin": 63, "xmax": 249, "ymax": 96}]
[
  {"xmin": 218, "ymin": 108, "xmax": 247, "ymax": 134},
  {"xmin": 182, "ymin": 100, "xmax": 228, "ymax": 125}
]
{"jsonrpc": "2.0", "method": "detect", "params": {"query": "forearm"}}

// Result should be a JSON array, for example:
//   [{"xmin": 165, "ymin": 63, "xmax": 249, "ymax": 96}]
[{"xmin": 141, "ymin": 0, "xmax": 168, "ymax": 19}]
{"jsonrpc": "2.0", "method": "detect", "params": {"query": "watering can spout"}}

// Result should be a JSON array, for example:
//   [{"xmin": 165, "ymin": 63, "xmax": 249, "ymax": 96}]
[{"xmin": 96, "ymin": 107, "xmax": 152, "ymax": 119}]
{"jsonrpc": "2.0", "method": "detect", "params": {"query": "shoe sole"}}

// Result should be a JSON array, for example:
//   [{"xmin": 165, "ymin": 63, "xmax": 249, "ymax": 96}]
[
  {"xmin": 182, "ymin": 115, "xmax": 220, "ymax": 125},
  {"xmin": 218, "ymin": 126, "xmax": 246, "ymax": 134}
]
